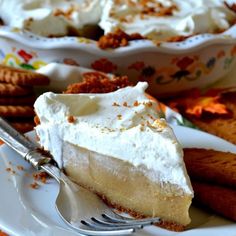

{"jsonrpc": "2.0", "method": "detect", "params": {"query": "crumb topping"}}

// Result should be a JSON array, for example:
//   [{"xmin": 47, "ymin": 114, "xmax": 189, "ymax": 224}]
[
  {"xmin": 112, "ymin": 0, "xmax": 178, "ymax": 21},
  {"xmin": 147, "ymin": 114, "xmax": 155, "ymax": 121},
  {"xmin": 67, "ymin": 115, "xmax": 76, "ymax": 123},
  {"xmin": 123, "ymin": 102, "xmax": 128, "ymax": 107},
  {"xmin": 112, "ymin": 102, "xmax": 120, "ymax": 106},
  {"xmin": 117, "ymin": 114, "xmax": 122, "ymax": 120},
  {"xmin": 98, "ymin": 29, "xmax": 144, "ymax": 49},
  {"xmin": 112, "ymin": 101, "xmax": 153, "ymax": 108},
  {"xmin": 64, "ymin": 73, "xmax": 131, "ymax": 94}
]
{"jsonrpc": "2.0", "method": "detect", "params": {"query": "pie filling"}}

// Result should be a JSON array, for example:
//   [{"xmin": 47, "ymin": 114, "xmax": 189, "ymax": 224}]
[{"xmin": 63, "ymin": 142, "xmax": 192, "ymax": 228}]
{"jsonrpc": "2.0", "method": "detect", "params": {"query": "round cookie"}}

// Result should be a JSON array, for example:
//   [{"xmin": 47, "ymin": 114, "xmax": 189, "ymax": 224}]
[
  {"xmin": 0, "ymin": 105, "xmax": 35, "ymax": 117},
  {"xmin": 0, "ymin": 95, "xmax": 36, "ymax": 105},
  {"xmin": 0, "ymin": 83, "xmax": 33, "ymax": 96},
  {"xmin": 0, "ymin": 64, "xmax": 50, "ymax": 86}
]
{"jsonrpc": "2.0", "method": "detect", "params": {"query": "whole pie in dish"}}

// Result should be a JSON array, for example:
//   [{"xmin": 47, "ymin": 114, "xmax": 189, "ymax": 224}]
[
  {"xmin": 34, "ymin": 81, "xmax": 193, "ymax": 231},
  {"xmin": 0, "ymin": 0, "xmax": 235, "ymax": 42}
]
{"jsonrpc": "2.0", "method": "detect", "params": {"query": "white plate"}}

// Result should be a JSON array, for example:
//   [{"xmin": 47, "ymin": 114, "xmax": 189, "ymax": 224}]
[{"xmin": 0, "ymin": 126, "xmax": 236, "ymax": 236}]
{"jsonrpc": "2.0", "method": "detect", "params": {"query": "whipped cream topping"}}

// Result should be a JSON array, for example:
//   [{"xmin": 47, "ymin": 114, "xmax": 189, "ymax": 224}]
[
  {"xmin": 0, "ymin": 0, "xmax": 235, "ymax": 39},
  {"xmin": 34, "ymin": 82, "xmax": 193, "ymax": 194},
  {"xmin": 0, "ymin": 0, "xmax": 103, "ymax": 36},
  {"xmin": 99, "ymin": 0, "xmax": 236, "ymax": 40}
]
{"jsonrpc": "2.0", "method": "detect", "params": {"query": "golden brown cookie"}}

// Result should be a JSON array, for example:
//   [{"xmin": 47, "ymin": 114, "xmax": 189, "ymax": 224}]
[
  {"xmin": 192, "ymin": 181, "xmax": 236, "ymax": 222},
  {"xmin": 0, "ymin": 95, "xmax": 36, "ymax": 105},
  {"xmin": 0, "ymin": 83, "xmax": 33, "ymax": 96},
  {"xmin": 190, "ymin": 118, "xmax": 236, "ymax": 145},
  {"xmin": 0, "ymin": 64, "xmax": 50, "ymax": 86},
  {"xmin": 10, "ymin": 121, "xmax": 34, "ymax": 133},
  {"xmin": 0, "ymin": 105, "xmax": 35, "ymax": 117},
  {"xmin": 184, "ymin": 148, "xmax": 236, "ymax": 188}
]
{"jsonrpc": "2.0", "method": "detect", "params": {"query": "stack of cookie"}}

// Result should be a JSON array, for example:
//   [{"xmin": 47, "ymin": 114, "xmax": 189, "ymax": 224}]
[
  {"xmin": 0, "ymin": 64, "xmax": 49, "ymax": 133},
  {"xmin": 184, "ymin": 148, "xmax": 236, "ymax": 222},
  {"xmin": 162, "ymin": 91, "xmax": 236, "ymax": 221}
]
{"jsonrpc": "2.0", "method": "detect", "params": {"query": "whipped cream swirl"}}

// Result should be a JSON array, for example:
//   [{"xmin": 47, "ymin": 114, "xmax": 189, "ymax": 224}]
[
  {"xmin": 0, "ymin": 0, "xmax": 103, "ymax": 36},
  {"xmin": 99, "ymin": 0, "xmax": 236, "ymax": 40}
]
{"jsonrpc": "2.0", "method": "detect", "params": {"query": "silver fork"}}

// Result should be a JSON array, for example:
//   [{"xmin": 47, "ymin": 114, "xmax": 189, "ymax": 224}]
[{"xmin": 0, "ymin": 117, "xmax": 160, "ymax": 235}]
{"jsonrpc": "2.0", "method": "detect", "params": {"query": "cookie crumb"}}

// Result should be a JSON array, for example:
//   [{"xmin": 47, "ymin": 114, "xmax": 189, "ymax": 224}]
[
  {"xmin": 30, "ymin": 182, "xmax": 39, "ymax": 189},
  {"xmin": 33, "ymin": 171, "xmax": 48, "ymax": 184},
  {"xmin": 17, "ymin": 165, "xmax": 24, "ymax": 171},
  {"xmin": 5, "ymin": 167, "xmax": 11, "ymax": 172},
  {"xmin": 67, "ymin": 115, "xmax": 76, "ymax": 123}
]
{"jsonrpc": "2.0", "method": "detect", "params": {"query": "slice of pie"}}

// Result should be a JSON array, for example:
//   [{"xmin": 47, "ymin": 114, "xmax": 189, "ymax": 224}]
[{"xmin": 34, "ymin": 82, "xmax": 193, "ymax": 231}]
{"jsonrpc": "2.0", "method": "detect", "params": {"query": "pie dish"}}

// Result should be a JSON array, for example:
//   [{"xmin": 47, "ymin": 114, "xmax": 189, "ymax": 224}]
[
  {"xmin": 0, "ymin": 1, "xmax": 236, "ymax": 97},
  {"xmin": 0, "ymin": 22, "xmax": 235, "ymax": 97}
]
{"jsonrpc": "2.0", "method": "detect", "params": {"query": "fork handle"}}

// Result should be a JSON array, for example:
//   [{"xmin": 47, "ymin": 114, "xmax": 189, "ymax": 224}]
[{"xmin": 0, "ymin": 117, "xmax": 53, "ymax": 169}]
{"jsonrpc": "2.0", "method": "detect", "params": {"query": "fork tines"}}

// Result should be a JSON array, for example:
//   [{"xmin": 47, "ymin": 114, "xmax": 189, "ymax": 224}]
[{"xmin": 78, "ymin": 214, "xmax": 161, "ymax": 235}]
